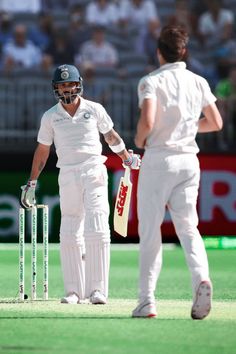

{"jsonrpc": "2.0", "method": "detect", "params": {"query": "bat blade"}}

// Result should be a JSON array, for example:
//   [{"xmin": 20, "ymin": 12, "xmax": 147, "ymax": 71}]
[{"xmin": 113, "ymin": 167, "xmax": 132, "ymax": 237}]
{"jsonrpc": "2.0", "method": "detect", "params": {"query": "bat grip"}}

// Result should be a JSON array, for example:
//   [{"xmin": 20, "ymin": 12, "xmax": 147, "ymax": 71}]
[{"xmin": 124, "ymin": 166, "xmax": 131, "ymax": 183}]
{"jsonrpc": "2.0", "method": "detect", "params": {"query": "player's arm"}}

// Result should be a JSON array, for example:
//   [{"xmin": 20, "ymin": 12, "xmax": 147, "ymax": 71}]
[
  {"xmin": 134, "ymin": 98, "xmax": 156, "ymax": 149},
  {"xmin": 29, "ymin": 143, "xmax": 51, "ymax": 180},
  {"xmin": 103, "ymin": 128, "xmax": 140, "ymax": 169},
  {"xmin": 198, "ymin": 102, "xmax": 223, "ymax": 133},
  {"xmin": 20, "ymin": 143, "xmax": 50, "ymax": 209}
]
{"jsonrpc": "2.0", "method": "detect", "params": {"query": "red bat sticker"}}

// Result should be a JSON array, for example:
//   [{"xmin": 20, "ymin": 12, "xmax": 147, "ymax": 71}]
[{"xmin": 116, "ymin": 182, "xmax": 128, "ymax": 216}]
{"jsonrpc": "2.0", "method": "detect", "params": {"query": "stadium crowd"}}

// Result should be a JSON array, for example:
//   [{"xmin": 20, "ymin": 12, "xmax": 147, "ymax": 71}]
[{"xmin": 0, "ymin": 0, "xmax": 235, "ymax": 151}]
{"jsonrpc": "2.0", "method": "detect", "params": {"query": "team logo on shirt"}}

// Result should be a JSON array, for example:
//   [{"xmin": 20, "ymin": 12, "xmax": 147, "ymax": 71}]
[{"xmin": 84, "ymin": 113, "xmax": 90, "ymax": 119}]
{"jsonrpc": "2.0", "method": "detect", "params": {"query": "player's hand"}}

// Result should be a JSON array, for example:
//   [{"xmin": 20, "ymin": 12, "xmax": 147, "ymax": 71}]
[
  {"xmin": 20, "ymin": 180, "xmax": 37, "ymax": 209},
  {"xmin": 123, "ymin": 150, "xmax": 141, "ymax": 170}
]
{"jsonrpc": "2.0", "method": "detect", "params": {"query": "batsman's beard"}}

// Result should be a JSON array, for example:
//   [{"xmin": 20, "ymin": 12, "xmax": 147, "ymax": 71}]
[{"xmin": 60, "ymin": 91, "xmax": 78, "ymax": 104}]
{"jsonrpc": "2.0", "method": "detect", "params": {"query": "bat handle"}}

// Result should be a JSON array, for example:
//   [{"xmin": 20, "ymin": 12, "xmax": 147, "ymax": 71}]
[{"xmin": 124, "ymin": 166, "xmax": 131, "ymax": 183}]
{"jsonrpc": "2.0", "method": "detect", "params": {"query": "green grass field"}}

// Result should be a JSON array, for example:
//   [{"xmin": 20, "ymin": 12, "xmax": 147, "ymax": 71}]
[{"xmin": 0, "ymin": 244, "xmax": 235, "ymax": 354}]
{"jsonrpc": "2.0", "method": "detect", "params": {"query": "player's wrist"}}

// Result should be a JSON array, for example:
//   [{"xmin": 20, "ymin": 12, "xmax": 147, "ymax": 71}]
[
  {"xmin": 109, "ymin": 140, "xmax": 125, "ymax": 154},
  {"xmin": 123, "ymin": 156, "xmax": 133, "ymax": 167},
  {"xmin": 27, "ymin": 180, "xmax": 37, "ymax": 188}
]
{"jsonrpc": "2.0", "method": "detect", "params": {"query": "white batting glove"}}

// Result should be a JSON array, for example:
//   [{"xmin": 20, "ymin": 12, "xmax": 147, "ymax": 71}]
[
  {"xmin": 123, "ymin": 150, "xmax": 141, "ymax": 170},
  {"xmin": 20, "ymin": 180, "xmax": 37, "ymax": 209}
]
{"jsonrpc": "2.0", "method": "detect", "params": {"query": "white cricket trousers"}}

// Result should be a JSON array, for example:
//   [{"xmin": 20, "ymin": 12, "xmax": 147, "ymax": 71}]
[
  {"xmin": 59, "ymin": 162, "xmax": 110, "ymax": 300},
  {"xmin": 137, "ymin": 151, "xmax": 210, "ymax": 303}
]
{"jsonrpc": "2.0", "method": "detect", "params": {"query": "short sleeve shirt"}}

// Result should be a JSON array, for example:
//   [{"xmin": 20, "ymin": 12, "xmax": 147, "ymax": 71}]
[
  {"xmin": 138, "ymin": 62, "xmax": 216, "ymax": 153},
  {"xmin": 37, "ymin": 97, "xmax": 113, "ymax": 167}
]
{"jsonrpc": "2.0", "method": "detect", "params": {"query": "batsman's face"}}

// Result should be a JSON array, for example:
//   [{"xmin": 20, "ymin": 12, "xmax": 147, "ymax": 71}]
[{"xmin": 57, "ymin": 82, "xmax": 78, "ymax": 97}]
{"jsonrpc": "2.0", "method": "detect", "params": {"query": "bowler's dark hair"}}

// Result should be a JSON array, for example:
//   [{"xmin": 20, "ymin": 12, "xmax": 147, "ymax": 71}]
[{"xmin": 158, "ymin": 25, "xmax": 189, "ymax": 63}]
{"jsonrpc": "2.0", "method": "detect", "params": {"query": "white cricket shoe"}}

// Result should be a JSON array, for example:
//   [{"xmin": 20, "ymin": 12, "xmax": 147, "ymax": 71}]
[
  {"xmin": 191, "ymin": 281, "xmax": 212, "ymax": 320},
  {"xmin": 61, "ymin": 292, "xmax": 80, "ymax": 304},
  {"xmin": 90, "ymin": 290, "xmax": 106, "ymax": 304},
  {"xmin": 132, "ymin": 300, "xmax": 157, "ymax": 318}
]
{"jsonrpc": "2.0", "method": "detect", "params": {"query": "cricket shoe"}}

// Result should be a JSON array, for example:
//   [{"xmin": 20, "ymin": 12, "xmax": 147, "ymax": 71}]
[
  {"xmin": 61, "ymin": 292, "xmax": 80, "ymax": 304},
  {"xmin": 90, "ymin": 290, "xmax": 106, "ymax": 304},
  {"xmin": 132, "ymin": 300, "xmax": 157, "ymax": 318},
  {"xmin": 191, "ymin": 281, "xmax": 212, "ymax": 320}
]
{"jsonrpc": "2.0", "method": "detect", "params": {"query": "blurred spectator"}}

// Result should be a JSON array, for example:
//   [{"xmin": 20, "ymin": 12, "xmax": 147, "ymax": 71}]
[
  {"xmin": 215, "ymin": 65, "xmax": 236, "ymax": 99},
  {"xmin": 214, "ymin": 65, "xmax": 236, "ymax": 149},
  {"xmin": 190, "ymin": 0, "xmax": 207, "ymax": 18},
  {"xmin": 214, "ymin": 35, "xmax": 236, "ymax": 79},
  {"xmin": 68, "ymin": 4, "xmax": 92, "ymax": 53},
  {"xmin": 28, "ymin": 12, "xmax": 55, "ymax": 51},
  {"xmin": 76, "ymin": 25, "xmax": 119, "ymax": 70},
  {"xmin": 198, "ymin": 0, "xmax": 234, "ymax": 46},
  {"xmin": 0, "ymin": 11, "xmax": 13, "ymax": 47},
  {"xmin": 143, "ymin": 19, "xmax": 160, "ymax": 68},
  {"xmin": 41, "ymin": 27, "xmax": 75, "ymax": 71},
  {"xmin": 82, "ymin": 62, "xmax": 108, "ymax": 104},
  {"xmin": 119, "ymin": 0, "xmax": 161, "ymax": 53},
  {"xmin": 0, "ymin": 0, "xmax": 41, "ymax": 14},
  {"xmin": 166, "ymin": 0, "xmax": 199, "ymax": 39},
  {"xmin": 185, "ymin": 51, "xmax": 206, "ymax": 77},
  {"xmin": 41, "ymin": 0, "xmax": 77, "ymax": 13},
  {"xmin": 119, "ymin": 0, "xmax": 159, "ymax": 28},
  {"xmin": 85, "ymin": 0, "xmax": 119, "ymax": 28},
  {"xmin": 2, "ymin": 23, "xmax": 42, "ymax": 72}
]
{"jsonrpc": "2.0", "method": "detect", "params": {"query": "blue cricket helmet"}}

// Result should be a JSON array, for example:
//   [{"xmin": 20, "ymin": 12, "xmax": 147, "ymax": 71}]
[{"xmin": 52, "ymin": 64, "xmax": 83, "ymax": 103}]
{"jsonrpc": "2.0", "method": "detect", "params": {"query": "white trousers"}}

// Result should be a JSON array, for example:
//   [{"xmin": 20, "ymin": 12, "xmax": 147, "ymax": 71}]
[
  {"xmin": 137, "ymin": 151, "xmax": 210, "ymax": 303},
  {"xmin": 59, "ymin": 162, "xmax": 110, "ymax": 299}
]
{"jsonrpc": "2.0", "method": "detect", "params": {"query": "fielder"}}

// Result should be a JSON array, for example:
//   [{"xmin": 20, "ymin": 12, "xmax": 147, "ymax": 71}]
[
  {"xmin": 132, "ymin": 25, "xmax": 223, "ymax": 319},
  {"xmin": 20, "ymin": 64, "xmax": 141, "ymax": 305}
]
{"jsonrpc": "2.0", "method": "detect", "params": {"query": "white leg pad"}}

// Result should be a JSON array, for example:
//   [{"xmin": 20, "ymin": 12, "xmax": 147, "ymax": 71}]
[
  {"xmin": 84, "ymin": 209, "xmax": 110, "ymax": 299},
  {"xmin": 85, "ymin": 236, "xmax": 110, "ymax": 299},
  {"xmin": 60, "ymin": 216, "xmax": 85, "ymax": 299},
  {"xmin": 60, "ymin": 240, "xmax": 85, "ymax": 299}
]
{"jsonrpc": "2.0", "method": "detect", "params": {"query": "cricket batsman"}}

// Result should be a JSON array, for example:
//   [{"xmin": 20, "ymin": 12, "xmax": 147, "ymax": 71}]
[{"xmin": 20, "ymin": 64, "xmax": 141, "ymax": 304}]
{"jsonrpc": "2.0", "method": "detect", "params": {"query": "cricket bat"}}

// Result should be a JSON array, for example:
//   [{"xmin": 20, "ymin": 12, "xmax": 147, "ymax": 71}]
[{"xmin": 114, "ymin": 167, "xmax": 132, "ymax": 237}]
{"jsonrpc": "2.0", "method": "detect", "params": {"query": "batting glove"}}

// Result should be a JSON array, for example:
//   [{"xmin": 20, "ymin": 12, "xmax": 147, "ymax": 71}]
[
  {"xmin": 123, "ymin": 150, "xmax": 141, "ymax": 170},
  {"xmin": 20, "ymin": 180, "xmax": 37, "ymax": 209}
]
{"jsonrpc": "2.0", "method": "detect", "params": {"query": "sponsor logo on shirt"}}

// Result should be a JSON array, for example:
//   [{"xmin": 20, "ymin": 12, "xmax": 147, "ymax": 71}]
[{"xmin": 53, "ymin": 117, "xmax": 70, "ymax": 123}]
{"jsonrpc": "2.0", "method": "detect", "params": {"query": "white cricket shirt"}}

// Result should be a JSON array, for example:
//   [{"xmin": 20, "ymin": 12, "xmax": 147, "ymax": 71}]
[
  {"xmin": 138, "ymin": 62, "xmax": 216, "ymax": 153},
  {"xmin": 37, "ymin": 97, "xmax": 113, "ymax": 167}
]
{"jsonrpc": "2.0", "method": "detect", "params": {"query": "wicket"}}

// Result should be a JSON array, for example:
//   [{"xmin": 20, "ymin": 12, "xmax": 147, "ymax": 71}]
[{"xmin": 19, "ymin": 204, "xmax": 49, "ymax": 301}]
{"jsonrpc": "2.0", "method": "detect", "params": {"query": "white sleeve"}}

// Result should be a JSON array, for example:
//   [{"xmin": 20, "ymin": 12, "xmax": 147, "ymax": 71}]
[
  {"xmin": 85, "ymin": 3, "xmax": 96, "ymax": 24},
  {"xmin": 109, "ymin": 4, "xmax": 119, "ymax": 23},
  {"xmin": 145, "ymin": 1, "xmax": 159, "ymax": 21},
  {"xmin": 138, "ymin": 76, "xmax": 157, "ymax": 108},
  {"xmin": 96, "ymin": 104, "xmax": 114, "ymax": 134},
  {"xmin": 119, "ymin": 0, "xmax": 130, "ymax": 20},
  {"xmin": 106, "ymin": 44, "xmax": 118, "ymax": 65},
  {"xmin": 201, "ymin": 78, "xmax": 217, "ymax": 108},
  {"xmin": 37, "ymin": 113, "xmax": 54, "ymax": 146}
]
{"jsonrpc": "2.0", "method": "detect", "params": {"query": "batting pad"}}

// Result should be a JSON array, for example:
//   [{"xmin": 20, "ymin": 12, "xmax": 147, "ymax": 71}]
[
  {"xmin": 60, "ymin": 233, "xmax": 85, "ymax": 300},
  {"xmin": 85, "ymin": 236, "xmax": 110, "ymax": 299}
]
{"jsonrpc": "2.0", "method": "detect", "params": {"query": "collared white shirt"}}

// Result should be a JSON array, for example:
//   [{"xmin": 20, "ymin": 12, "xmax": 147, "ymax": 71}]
[
  {"xmin": 138, "ymin": 62, "xmax": 216, "ymax": 153},
  {"xmin": 37, "ymin": 97, "xmax": 113, "ymax": 167}
]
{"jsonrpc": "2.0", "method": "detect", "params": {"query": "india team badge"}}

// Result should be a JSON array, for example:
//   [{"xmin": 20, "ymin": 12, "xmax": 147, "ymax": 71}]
[{"xmin": 61, "ymin": 71, "xmax": 69, "ymax": 80}]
